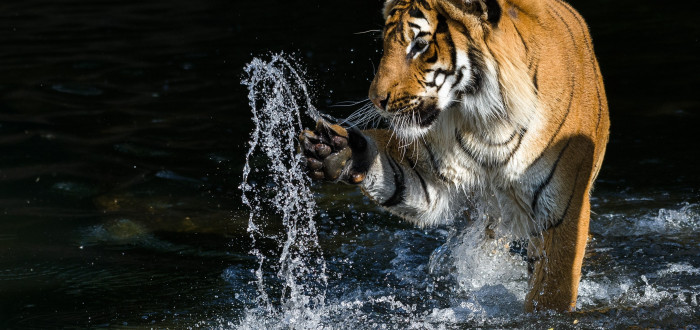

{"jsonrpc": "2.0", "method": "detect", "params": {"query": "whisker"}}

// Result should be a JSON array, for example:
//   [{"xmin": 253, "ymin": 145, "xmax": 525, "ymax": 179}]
[
  {"xmin": 331, "ymin": 99, "xmax": 372, "ymax": 107},
  {"xmin": 342, "ymin": 102, "xmax": 387, "ymax": 129},
  {"xmin": 353, "ymin": 29, "xmax": 382, "ymax": 35}
]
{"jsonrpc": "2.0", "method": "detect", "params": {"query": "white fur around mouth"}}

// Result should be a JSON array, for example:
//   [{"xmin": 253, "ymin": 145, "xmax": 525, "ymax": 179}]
[{"xmin": 389, "ymin": 115, "xmax": 432, "ymax": 142}]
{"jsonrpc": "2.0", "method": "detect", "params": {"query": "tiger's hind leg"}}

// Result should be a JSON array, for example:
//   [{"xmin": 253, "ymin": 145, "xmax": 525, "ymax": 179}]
[{"xmin": 524, "ymin": 136, "xmax": 597, "ymax": 312}]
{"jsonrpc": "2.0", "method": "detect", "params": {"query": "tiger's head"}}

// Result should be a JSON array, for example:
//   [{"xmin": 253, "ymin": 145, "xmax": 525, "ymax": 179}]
[{"xmin": 369, "ymin": 0, "xmax": 534, "ymax": 141}]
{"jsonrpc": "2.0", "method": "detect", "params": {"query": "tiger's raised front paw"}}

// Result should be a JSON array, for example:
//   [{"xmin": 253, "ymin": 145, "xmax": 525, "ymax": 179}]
[{"xmin": 299, "ymin": 120, "xmax": 372, "ymax": 184}]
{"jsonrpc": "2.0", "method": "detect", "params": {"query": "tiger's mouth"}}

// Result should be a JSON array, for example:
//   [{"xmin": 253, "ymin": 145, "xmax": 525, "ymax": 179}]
[
  {"xmin": 388, "ymin": 98, "xmax": 441, "ymax": 129},
  {"xmin": 417, "ymin": 103, "xmax": 440, "ymax": 127}
]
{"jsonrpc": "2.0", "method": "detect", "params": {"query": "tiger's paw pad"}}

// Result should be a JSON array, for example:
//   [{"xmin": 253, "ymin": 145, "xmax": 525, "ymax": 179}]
[{"xmin": 299, "ymin": 121, "xmax": 352, "ymax": 181}]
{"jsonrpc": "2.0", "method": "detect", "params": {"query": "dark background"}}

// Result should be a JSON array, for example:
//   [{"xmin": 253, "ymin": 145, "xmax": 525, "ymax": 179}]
[
  {"xmin": 0, "ymin": 0, "xmax": 698, "ymax": 327},
  {"xmin": 1, "ymin": 0, "xmax": 699, "ymax": 187}
]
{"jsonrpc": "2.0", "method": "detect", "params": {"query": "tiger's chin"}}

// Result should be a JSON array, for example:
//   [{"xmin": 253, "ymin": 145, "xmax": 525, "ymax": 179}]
[
  {"xmin": 388, "ymin": 103, "xmax": 442, "ymax": 142},
  {"xmin": 392, "ymin": 123, "xmax": 431, "ymax": 142}
]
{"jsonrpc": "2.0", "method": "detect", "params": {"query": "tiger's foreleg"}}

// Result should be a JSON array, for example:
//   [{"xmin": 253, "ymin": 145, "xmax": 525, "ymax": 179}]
[
  {"xmin": 356, "ymin": 130, "xmax": 461, "ymax": 226},
  {"xmin": 525, "ymin": 197, "xmax": 589, "ymax": 312},
  {"xmin": 524, "ymin": 139, "xmax": 596, "ymax": 312},
  {"xmin": 300, "ymin": 123, "xmax": 459, "ymax": 226}
]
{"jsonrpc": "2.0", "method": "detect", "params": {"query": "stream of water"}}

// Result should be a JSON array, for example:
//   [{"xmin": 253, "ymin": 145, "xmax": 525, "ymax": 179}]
[{"xmin": 238, "ymin": 55, "xmax": 328, "ymax": 328}]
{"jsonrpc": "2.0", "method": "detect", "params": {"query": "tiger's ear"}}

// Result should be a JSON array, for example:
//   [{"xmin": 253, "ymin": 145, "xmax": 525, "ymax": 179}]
[{"xmin": 439, "ymin": 0, "xmax": 502, "ymax": 26}]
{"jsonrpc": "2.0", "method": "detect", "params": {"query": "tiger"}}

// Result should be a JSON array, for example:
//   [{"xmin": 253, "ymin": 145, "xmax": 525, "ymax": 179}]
[{"xmin": 300, "ymin": 0, "xmax": 609, "ymax": 312}]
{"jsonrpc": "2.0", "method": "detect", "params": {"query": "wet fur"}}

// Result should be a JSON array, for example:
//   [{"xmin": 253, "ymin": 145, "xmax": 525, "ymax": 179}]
[{"xmin": 353, "ymin": 0, "xmax": 610, "ymax": 312}]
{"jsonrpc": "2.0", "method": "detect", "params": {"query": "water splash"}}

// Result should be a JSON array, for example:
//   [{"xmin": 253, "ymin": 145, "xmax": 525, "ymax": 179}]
[
  {"xmin": 595, "ymin": 202, "xmax": 700, "ymax": 237},
  {"xmin": 239, "ymin": 53, "xmax": 327, "ymax": 327},
  {"xmin": 428, "ymin": 222, "xmax": 529, "ymax": 318}
]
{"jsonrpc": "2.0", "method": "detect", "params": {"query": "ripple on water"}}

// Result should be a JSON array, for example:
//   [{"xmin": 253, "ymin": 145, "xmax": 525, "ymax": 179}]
[
  {"xmin": 594, "ymin": 202, "xmax": 700, "ymax": 237},
  {"xmin": 51, "ymin": 83, "xmax": 104, "ymax": 96},
  {"xmin": 51, "ymin": 181, "xmax": 98, "ymax": 198},
  {"xmin": 223, "ymin": 197, "xmax": 700, "ymax": 328}
]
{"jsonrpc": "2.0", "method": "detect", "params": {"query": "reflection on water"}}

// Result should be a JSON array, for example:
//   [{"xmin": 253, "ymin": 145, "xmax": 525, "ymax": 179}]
[{"xmin": 0, "ymin": 0, "xmax": 698, "ymax": 327}]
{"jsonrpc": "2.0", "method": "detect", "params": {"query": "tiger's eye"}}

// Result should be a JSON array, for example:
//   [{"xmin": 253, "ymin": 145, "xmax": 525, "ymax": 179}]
[{"xmin": 413, "ymin": 39, "xmax": 429, "ymax": 53}]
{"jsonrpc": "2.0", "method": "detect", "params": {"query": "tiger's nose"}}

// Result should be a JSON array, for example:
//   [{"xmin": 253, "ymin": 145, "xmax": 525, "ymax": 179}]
[{"xmin": 370, "ymin": 92, "xmax": 389, "ymax": 111}]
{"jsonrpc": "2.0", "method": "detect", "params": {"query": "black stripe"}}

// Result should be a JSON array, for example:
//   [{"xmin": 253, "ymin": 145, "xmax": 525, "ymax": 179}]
[
  {"xmin": 532, "ymin": 63, "xmax": 539, "ymax": 95},
  {"xmin": 556, "ymin": 1, "xmax": 594, "ymax": 52},
  {"xmin": 594, "ymin": 73, "xmax": 603, "ymax": 130},
  {"xmin": 530, "ymin": 6, "xmax": 577, "ymax": 166},
  {"xmin": 395, "ymin": 18, "xmax": 406, "ymax": 43},
  {"xmin": 435, "ymin": 15, "xmax": 456, "ymax": 73},
  {"xmin": 512, "ymin": 21, "xmax": 538, "ymax": 96},
  {"xmin": 531, "ymin": 74, "xmax": 574, "ymax": 167},
  {"xmin": 416, "ymin": 0, "xmax": 431, "ymax": 10},
  {"xmin": 500, "ymin": 128, "xmax": 526, "ymax": 166},
  {"xmin": 484, "ymin": 0, "xmax": 502, "ymax": 27},
  {"xmin": 384, "ymin": 22, "xmax": 397, "ymax": 39},
  {"xmin": 428, "ymin": 31, "xmax": 441, "ymax": 64},
  {"xmin": 478, "ymin": 30, "xmax": 511, "ymax": 122},
  {"xmin": 555, "ymin": 0, "xmax": 605, "ymax": 130},
  {"xmin": 476, "ymin": 127, "xmax": 519, "ymax": 146},
  {"xmin": 407, "ymin": 158, "xmax": 431, "ymax": 205},
  {"xmin": 408, "ymin": 7, "xmax": 425, "ymax": 19},
  {"xmin": 436, "ymin": 13, "xmax": 448, "ymax": 34},
  {"xmin": 415, "ymin": 73, "xmax": 426, "ymax": 88},
  {"xmin": 456, "ymin": 128, "xmax": 526, "ymax": 168},
  {"xmin": 545, "ymin": 164, "xmax": 582, "ymax": 230},
  {"xmin": 446, "ymin": 29, "xmax": 456, "ymax": 72},
  {"xmin": 421, "ymin": 140, "xmax": 450, "ymax": 183},
  {"xmin": 456, "ymin": 128, "xmax": 482, "ymax": 165},
  {"xmin": 465, "ymin": 48, "xmax": 485, "ymax": 95},
  {"xmin": 458, "ymin": 21, "xmax": 475, "ymax": 44},
  {"xmin": 525, "ymin": 29, "xmax": 539, "ymax": 71},
  {"xmin": 512, "ymin": 23, "xmax": 529, "ymax": 54},
  {"xmin": 547, "ymin": 4, "xmax": 577, "ymax": 53},
  {"xmin": 452, "ymin": 66, "xmax": 465, "ymax": 90},
  {"xmin": 496, "ymin": 130, "xmax": 519, "ymax": 146},
  {"xmin": 527, "ymin": 51, "xmax": 537, "ymax": 71},
  {"xmin": 531, "ymin": 139, "xmax": 571, "ymax": 214},
  {"xmin": 382, "ymin": 156, "xmax": 406, "ymax": 207}
]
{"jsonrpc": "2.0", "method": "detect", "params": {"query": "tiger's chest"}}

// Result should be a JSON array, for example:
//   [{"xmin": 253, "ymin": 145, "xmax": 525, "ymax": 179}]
[{"xmin": 423, "ymin": 123, "xmax": 553, "ymax": 236}]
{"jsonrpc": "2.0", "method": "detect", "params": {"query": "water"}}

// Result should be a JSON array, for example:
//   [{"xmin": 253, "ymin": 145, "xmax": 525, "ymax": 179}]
[
  {"xmin": 239, "ymin": 54, "xmax": 327, "ymax": 328},
  {"xmin": 0, "ymin": 0, "xmax": 698, "ymax": 328}
]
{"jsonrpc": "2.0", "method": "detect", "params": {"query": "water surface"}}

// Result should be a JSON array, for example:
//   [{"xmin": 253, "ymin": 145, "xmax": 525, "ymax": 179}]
[{"xmin": 0, "ymin": 0, "xmax": 698, "ymax": 327}]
